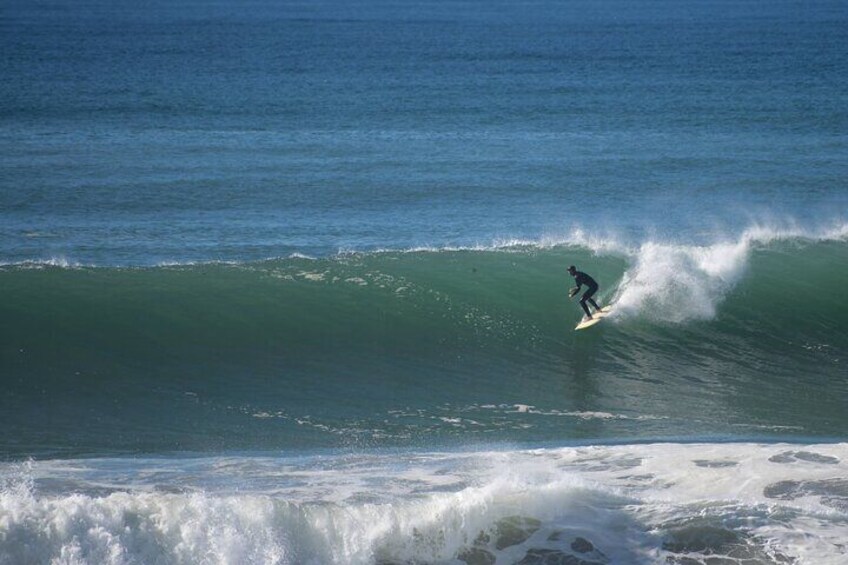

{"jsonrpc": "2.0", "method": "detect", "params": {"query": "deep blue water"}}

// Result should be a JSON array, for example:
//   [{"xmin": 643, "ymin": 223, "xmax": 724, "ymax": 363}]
[{"xmin": 2, "ymin": 0, "xmax": 846, "ymax": 264}]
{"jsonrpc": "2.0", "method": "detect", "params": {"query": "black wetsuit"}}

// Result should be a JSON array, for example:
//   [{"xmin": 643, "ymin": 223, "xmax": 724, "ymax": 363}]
[{"xmin": 572, "ymin": 271, "xmax": 601, "ymax": 318}]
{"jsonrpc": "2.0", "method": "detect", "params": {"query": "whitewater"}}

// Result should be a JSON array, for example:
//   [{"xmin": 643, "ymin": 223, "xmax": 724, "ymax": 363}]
[{"xmin": 3, "ymin": 443, "xmax": 848, "ymax": 564}]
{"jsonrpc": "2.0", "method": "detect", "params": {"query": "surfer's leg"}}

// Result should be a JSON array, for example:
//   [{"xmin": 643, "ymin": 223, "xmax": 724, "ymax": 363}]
[
  {"xmin": 584, "ymin": 288, "xmax": 601, "ymax": 312},
  {"xmin": 580, "ymin": 297, "xmax": 592, "ymax": 319}
]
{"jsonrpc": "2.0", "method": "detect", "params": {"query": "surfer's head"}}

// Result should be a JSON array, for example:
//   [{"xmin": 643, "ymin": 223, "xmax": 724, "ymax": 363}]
[{"xmin": 567, "ymin": 265, "xmax": 577, "ymax": 275}]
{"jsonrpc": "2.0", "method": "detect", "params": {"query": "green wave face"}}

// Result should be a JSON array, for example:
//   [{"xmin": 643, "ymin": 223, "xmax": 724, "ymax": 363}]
[{"xmin": 2, "ymin": 238, "xmax": 846, "ymax": 457}]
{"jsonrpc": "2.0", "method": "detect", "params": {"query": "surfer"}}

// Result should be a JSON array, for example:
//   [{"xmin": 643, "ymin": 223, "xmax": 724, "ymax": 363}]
[{"xmin": 568, "ymin": 265, "xmax": 602, "ymax": 319}]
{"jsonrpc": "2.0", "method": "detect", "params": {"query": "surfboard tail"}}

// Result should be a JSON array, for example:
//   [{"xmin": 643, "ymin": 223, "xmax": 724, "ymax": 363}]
[{"xmin": 575, "ymin": 305, "xmax": 613, "ymax": 330}]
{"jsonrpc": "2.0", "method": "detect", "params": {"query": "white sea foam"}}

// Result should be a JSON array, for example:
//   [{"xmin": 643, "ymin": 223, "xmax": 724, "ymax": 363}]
[
  {"xmin": 610, "ymin": 239, "xmax": 749, "ymax": 322},
  {"xmin": 606, "ymin": 221, "xmax": 848, "ymax": 323},
  {"xmin": 0, "ymin": 256, "xmax": 83, "ymax": 269},
  {"xmin": 2, "ymin": 443, "xmax": 846, "ymax": 564}
]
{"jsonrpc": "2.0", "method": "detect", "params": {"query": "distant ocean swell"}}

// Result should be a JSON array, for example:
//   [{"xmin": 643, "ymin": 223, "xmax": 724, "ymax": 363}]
[{"xmin": 2, "ymin": 443, "xmax": 847, "ymax": 564}]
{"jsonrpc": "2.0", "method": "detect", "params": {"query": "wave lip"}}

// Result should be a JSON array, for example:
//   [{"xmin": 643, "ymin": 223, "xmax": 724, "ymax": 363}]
[
  {"xmin": 611, "ymin": 238, "xmax": 750, "ymax": 322},
  {"xmin": 0, "ymin": 256, "xmax": 84, "ymax": 269},
  {"xmin": 608, "ymin": 221, "xmax": 848, "ymax": 323},
  {"xmin": 2, "ymin": 219, "xmax": 846, "ymax": 269}
]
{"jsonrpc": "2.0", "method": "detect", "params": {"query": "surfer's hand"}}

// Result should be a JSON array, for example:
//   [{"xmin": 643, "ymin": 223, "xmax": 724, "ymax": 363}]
[{"xmin": 568, "ymin": 288, "xmax": 578, "ymax": 297}]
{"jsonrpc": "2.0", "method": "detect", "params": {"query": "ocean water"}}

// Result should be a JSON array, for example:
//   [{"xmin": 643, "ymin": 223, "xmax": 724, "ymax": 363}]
[{"xmin": 2, "ymin": 0, "xmax": 847, "ymax": 563}]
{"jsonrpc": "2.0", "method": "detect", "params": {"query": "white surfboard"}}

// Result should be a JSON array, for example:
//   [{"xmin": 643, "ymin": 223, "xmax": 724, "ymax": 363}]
[{"xmin": 575, "ymin": 305, "xmax": 612, "ymax": 331}]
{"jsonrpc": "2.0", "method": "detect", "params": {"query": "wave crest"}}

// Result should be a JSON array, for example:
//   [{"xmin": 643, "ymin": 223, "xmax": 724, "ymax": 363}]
[{"xmin": 609, "ymin": 222, "xmax": 848, "ymax": 323}]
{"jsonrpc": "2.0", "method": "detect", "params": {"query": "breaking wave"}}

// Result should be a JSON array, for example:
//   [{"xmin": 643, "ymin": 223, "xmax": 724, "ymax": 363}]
[{"xmin": 1, "ymin": 224, "xmax": 846, "ymax": 456}]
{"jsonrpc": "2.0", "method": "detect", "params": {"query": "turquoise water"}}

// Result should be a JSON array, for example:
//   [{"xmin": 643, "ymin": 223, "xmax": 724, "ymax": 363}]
[
  {"xmin": 1, "ymin": 1, "xmax": 847, "ymax": 563},
  {"xmin": 2, "ymin": 239, "xmax": 848, "ymax": 458}
]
